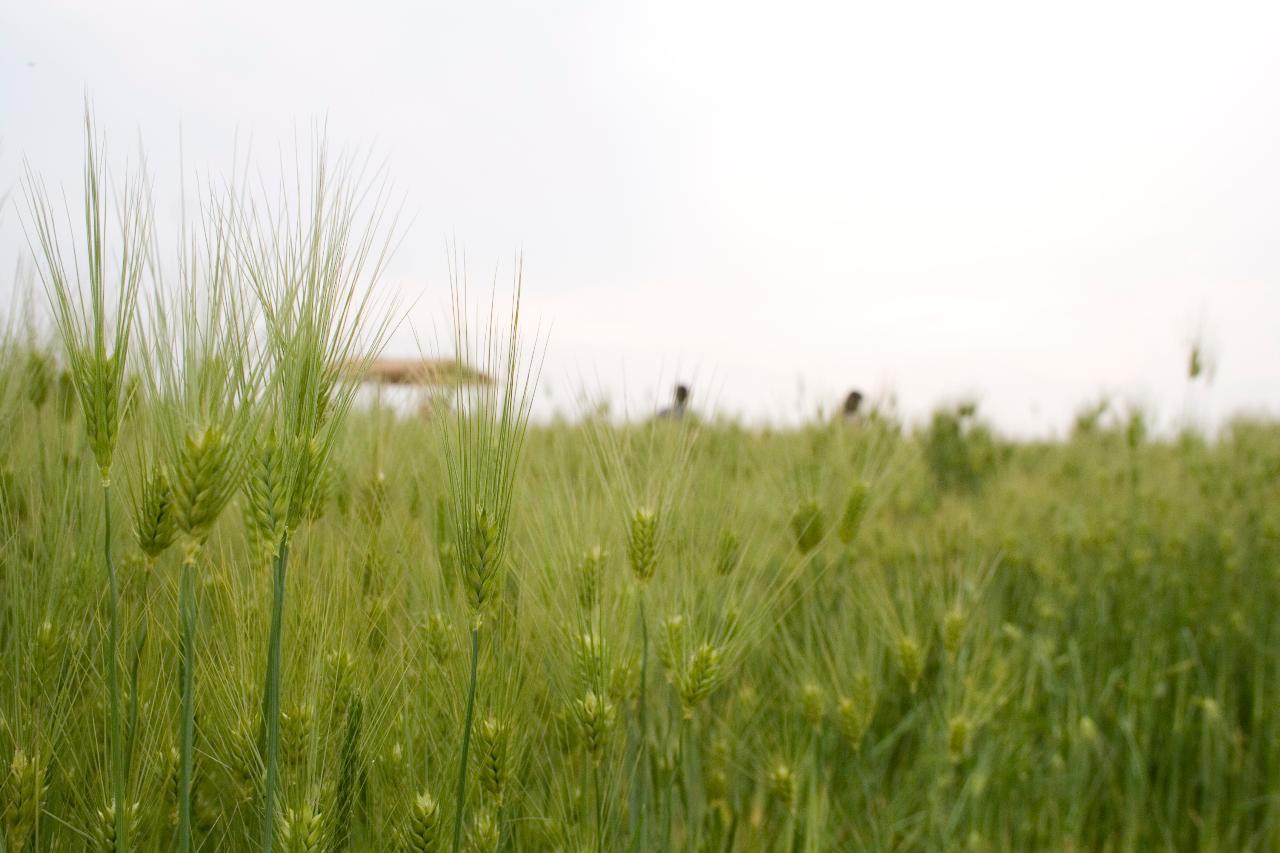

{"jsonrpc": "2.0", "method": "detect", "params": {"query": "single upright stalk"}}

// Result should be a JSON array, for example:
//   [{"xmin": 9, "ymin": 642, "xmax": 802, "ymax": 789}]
[
  {"xmin": 260, "ymin": 537, "xmax": 291, "ymax": 853},
  {"xmin": 593, "ymin": 763, "xmax": 605, "ymax": 853},
  {"xmin": 634, "ymin": 591, "xmax": 650, "ymax": 851},
  {"xmin": 103, "ymin": 482, "xmax": 129, "ymax": 852},
  {"xmin": 177, "ymin": 555, "xmax": 197, "ymax": 853},
  {"xmin": 681, "ymin": 716, "xmax": 698, "ymax": 850},
  {"xmin": 451, "ymin": 625, "xmax": 481, "ymax": 853},
  {"xmin": 804, "ymin": 730, "xmax": 821, "ymax": 853},
  {"xmin": 126, "ymin": 565, "xmax": 154, "ymax": 782},
  {"xmin": 668, "ymin": 713, "xmax": 689, "ymax": 851}
]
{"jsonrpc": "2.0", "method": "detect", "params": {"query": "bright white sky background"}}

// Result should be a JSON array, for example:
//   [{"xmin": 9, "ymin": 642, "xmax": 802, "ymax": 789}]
[{"xmin": 2, "ymin": 1, "xmax": 1278, "ymax": 435}]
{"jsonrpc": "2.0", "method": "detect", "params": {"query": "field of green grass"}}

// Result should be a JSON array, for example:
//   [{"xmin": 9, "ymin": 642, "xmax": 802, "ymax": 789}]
[{"xmin": 3, "ymin": 126, "xmax": 1279, "ymax": 852}]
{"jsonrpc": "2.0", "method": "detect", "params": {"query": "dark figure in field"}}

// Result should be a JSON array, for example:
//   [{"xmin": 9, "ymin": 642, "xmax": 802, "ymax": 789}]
[
  {"xmin": 658, "ymin": 383, "xmax": 690, "ymax": 419},
  {"xmin": 842, "ymin": 390, "xmax": 864, "ymax": 420}
]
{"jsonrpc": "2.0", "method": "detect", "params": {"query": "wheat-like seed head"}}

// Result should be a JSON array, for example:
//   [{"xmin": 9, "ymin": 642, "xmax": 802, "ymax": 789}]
[
  {"xmin": 467, "ymin": 809, "xmax": 500, "ymax": 853},
  {"xmin": 132, "ymin": 463, "xmax": 177, "ymax": 560},
  {"xmin": 277, "ymin": 802, "xmax": 326, "ymax": 853},
  {"xmin": 424, "ymin": 612, "xmax": 454, "ymax": 668},
  {"xmin": 677, "ymin": 642, "xmax": 724, "ymax": 718},
  {"xmin": 573, "ymin": 691, "xmax": 617, "ymax": 767},
  {"xmin": 463, "ymin": 503, "xmax": 501, "ymax": 615},
  {"xmin": 703, "ymin": 735, "xmax": 730, "ymax": 803},
  {"xmin": 947, "ymin": 715, "xmax": 973, "ymax": 763},
  {"xmin": 401, "ymin": 791, "xmax": 440, "ymax": 852},
  {"xmin": 626, "ymin": 507, "xmax": 658, "ymax": 584},
  {"xmin": 3, "ymin": 748, "xmax": 46, "ymax": 852},
  {"xmin": 475, "ymin": 715, "xmax": 511, "ymax": 808},
  {"xmin": 326, "ymin": 649, "xmax": 357, "ymax": 717},
  {"xmin": 280, "ymin": 704, "xmax": 314, "ymax": 771},
  {"xmin": 767, "ymin": 762, "xmax": 796, "ymax": 814},
  {"xmin": 800, "ymin": 683, "xmax": 826, "ymax": 730},
  {"xmin": 659, "ymin": 614, "xmax": 685, "ymax": 673},
  {"xmin": 838, "ymin": 480, "xmax": 870, "ymax": 545},
  {"xmin": 34, "ymin": 620, "xmax": 61, "ymax": 694},
  {"xmin": 23, "ymin": 109, "xmax": 149, "ymax": 485},
  {"xmin": 898, "ymin": 636, "xmax": 924, "ymax": 693},
  {"xmin": 172, "ymin": 424, "xmax": 240, "ymax": 551},
  {"xmin": 79, "ymin": 351, "xmax": 126, "ymax": 482},
  {"xmin": 790, "ymin": 498, "xmax": 825, "ymax": 555},
  {"xmin": 572, "ymin": 630, "xmax": 607, "ymax": 694},
  {"xmin": 244, "ymin": 432, "xmax": 287, "ymax": 560},
  {"xmin": 836, "ymin": 672, "xmax": 877, "ymax": 748},
  {"xmin": 286, "ymin": 435, "xmax": 331, "ymax": 531},
  {"xmin": 575, "ymin": 546, "xmax": 606, "ymax": 610},
  {"xmin": 91, "ymin": 799, "xmax": 140, "ymax": 853}
]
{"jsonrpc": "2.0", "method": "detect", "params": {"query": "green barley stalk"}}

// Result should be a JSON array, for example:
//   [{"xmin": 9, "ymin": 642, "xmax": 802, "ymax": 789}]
[
  {"xmin": 22, "ymin": 106, "xmax": 149, "ymax": 853},
  {"xmin": 237, "ymin": 142, "xmax": 398, "ymax": 853},
  {"xmin": 145, "ymin": 176, "xmax": 261, "ymax": 853},
  {"xmin": 329, "ymin": 693, "xmax": 364, "ymax": 852},
  {"xmin": 584, "ymin": 394, "xmax": 695, "ymax": 849},
  {"xmin": 439, "ymin": 258, "xmax": 540, "ymax": 853}
]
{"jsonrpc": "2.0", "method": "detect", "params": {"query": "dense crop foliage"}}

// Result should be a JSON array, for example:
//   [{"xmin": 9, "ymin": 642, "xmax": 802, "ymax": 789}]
[
  {"xmin": 5, "ymin": 333, "xmax": 1280, "ymax": 851},
  {"xmin": 3, "ymin": 125, "xmax": 1280, "ymax": 852}
]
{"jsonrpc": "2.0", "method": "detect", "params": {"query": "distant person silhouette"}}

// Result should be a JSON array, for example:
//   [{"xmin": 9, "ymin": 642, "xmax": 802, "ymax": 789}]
[
  {"xmin": 842, "ymin": 390, "xmax": 864, "ymax": 421},
  {"xmin": 658, "ymin": 384, "xmax": 690, "ymax": 420}
]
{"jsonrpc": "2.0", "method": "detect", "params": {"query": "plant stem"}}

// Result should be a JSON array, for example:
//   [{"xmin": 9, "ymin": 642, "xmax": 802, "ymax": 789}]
[
  {"xmin": 593, "ymin": 758, "xmax": 604, "ymax": 850},
  {"xmin": 630, "ymin": 589, "xmax": 651, "ymax": 851},
  {"xmin": 178, "ymin": 554, "xmax": 197, "ymax": 853},
  {"xmin": 260, "ymin": 536, "xmax": 291, "ymax": 853},
  {"xmin": 104, "ymin": 482, "xmax": 128, "ymax": 852},
  {"xmin": 125, "ymin": 561, "xmax": 153, "ymax": 782},
  {"xmin": 804, "ymin": 730, "xmax": 820, "ymax": 853},
  {"xmin": 676, "ymin": 713, "xmax": 690, "ymax": 851},
  {"xmin": 451, "ymin": 624, "xmax": 481, "ymax": 853}
]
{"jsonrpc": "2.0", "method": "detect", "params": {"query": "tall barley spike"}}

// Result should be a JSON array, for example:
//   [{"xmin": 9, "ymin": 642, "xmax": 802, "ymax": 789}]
[
  {"xmin": 467, "ymin": 810, "xmax": 500, "ymax": 853},
  {"xmin": 464, "ymin": 503, "xmax": 501, "ymax": 614},
  {"xmin": 790, "ymin": 498, "xmax": 825, "ymax": 554},
  {"xmin": 573, "ymin": 631, "xmax": 607, "ymax": 693},
  {"xmin": 947, "ymin": 716, "xmax": 973, "ymax": 763},
  {"xmin": 131, "ymin": 463, "xmax": 177, "ymax": 560},
  {"xmin": 574, "ymin": 691, "xmax": 617, "ymax": 767},
  {"xmin": 329, "ymin": 695, "xmax": 364, "ymax": 852},
  {"xmin": 576, "ymin": 546, "xmax": 606, "ymax": 610},
  {"xmin": 678, "ymin": 641, "xmax": 724, "ymax": 717},
  {"xmin": 767, "ymin": 763, "xmax": 797, "ymax": 814},
  {"xmin": 837, "ymin": 481, "xmax": 869, "ymax": 545},
  {"xmin": 425, "ymin": 613, "xmax": 453, "ymax": 667},
  {"xmin": 3, "ymin": 748, "xmax": 46, "ymax": 852},
  {"xmin": 24, "ymin": 108, "xmax": 150, "ymax": 852},
  {"xmin": 244, "ymin": 431, "xmax": 287, "ymax": 561},
  {"xmin": 278, "ymin": 803, "xmax": 326, "ymax": 853},
  {"xmin": 898, "ymin": 636, "xmax": 924, "ymax": 693},
  {"xmin": 836, "ymin": 673, "xmax": 877, "ymax": 748},
  {"xmin": 474, "ymin": 715, "xmax": 511, "ymax": 809},
  {"xmin": 626, "ymin": 508, "xmax": 658, "ymax": 583},
  {"xmin": 800, "ymin": 683, "xmax": 826, "ymax": 731},
  {"xmin": 438, "ymin": 270, "xmax": 540, "ymax": 853},
  {"xmin": 280, "ymin": 704, "xmax": 314, "ymax": 771},
  {"xmin": 245, "ymin": 145, "xmax": 399, "ymax": 853},
  {"xmin": 91, "ymin": 800, "xmax": 139, "ymax": 853},
  {"xmin": 659, "ymin": 614, "xmax": 685, "ymax": 674},
  {"xmin": 402, "ymin": 792, "xmax": 441, "ymax": 852}
]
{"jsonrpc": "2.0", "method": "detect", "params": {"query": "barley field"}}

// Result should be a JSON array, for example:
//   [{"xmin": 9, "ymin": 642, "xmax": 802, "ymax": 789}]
[{"xmin": 3, "ymin": 130, "xmax": 1279, "ymax": 853}]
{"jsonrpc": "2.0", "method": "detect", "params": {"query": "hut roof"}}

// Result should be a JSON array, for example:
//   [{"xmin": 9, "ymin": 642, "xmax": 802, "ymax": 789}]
[{"xmin": 350, "ymin": 357, "xmax": 492, "ymax": 387}]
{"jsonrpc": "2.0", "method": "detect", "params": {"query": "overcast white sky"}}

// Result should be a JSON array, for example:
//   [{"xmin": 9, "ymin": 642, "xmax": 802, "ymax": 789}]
[{"xmin": 3, "ymin": 0, "xmax": 1278, "ymax": 435}]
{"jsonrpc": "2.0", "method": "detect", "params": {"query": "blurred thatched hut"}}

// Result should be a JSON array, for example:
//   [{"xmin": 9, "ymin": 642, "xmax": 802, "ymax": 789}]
[{"xmin": 348, "ymin": 357, "xmax": 492, "ymax": 417}]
